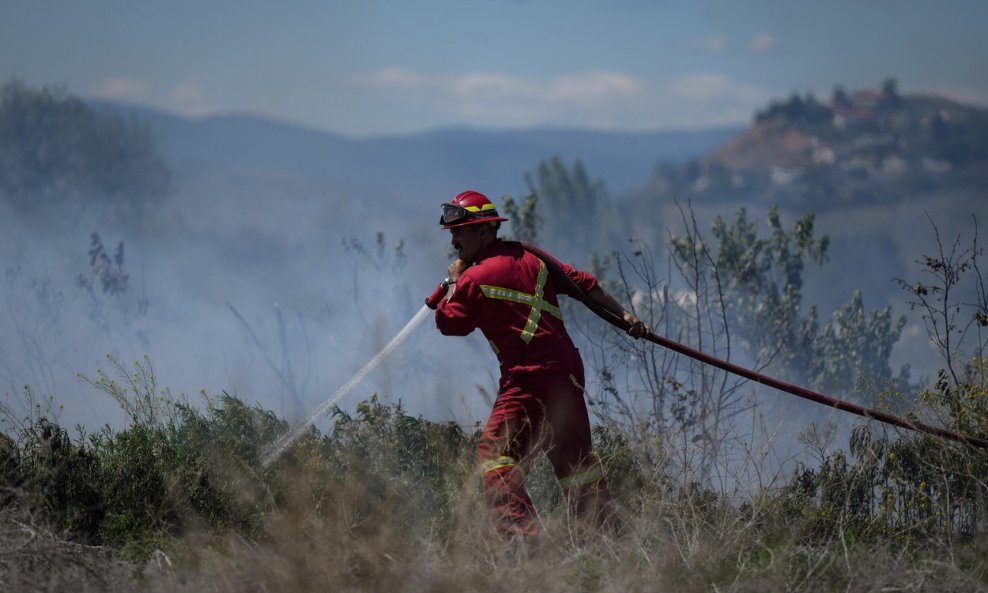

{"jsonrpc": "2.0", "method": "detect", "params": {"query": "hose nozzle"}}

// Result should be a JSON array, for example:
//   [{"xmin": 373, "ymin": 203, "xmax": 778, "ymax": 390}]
[{"xmin": 425, "ymin": 281, "xmax": 448, "ymax": 309}]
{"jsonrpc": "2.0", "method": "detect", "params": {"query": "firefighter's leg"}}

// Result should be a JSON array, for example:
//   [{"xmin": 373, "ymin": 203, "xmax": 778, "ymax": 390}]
[
  {"xmin": 477, "ymin": 386, "xmax": 544, "ymax": 537},
  {"xmin": 542, "ymin": 363, "xmax": 623, "ymax": 532},
  {"xmin": 557, "ymin": 460, "xmax": 622, "ymax": 532}
]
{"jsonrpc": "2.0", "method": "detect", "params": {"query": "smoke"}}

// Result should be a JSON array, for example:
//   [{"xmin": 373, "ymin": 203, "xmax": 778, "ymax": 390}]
[
  {"xmin": 0, "ymin": 165, "xmax": 498, "ymax": 435},
  {"xmin": 2, "ymin": 101, "xmax": 985, "ymax": 453}
]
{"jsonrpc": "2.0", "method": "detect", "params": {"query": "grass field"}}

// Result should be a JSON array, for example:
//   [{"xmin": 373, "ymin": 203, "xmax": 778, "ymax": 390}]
[{"xmin": 1, "ymin": 354, "xmax": 986, "ymax": 592}]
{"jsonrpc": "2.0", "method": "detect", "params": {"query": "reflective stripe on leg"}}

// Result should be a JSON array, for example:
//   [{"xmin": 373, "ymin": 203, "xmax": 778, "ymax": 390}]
[
  {"xmin": 558, "ymin": 464, "xmax": 604, "ymax": 489},
  {"xmin": 480, "ymin": 456, "xmax": 519, "ymax": 474}
]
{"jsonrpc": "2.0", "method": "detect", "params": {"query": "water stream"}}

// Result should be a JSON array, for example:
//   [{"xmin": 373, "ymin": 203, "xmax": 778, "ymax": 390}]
[{"xmin": 261, "ymin": 303, "xmax": 433, "ymax": 468}]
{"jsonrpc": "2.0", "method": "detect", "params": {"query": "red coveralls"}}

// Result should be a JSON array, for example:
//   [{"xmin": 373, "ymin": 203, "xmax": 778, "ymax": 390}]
[{"xmin": 436, "ymin": 240, "xmax": 613, "ymax": 536}]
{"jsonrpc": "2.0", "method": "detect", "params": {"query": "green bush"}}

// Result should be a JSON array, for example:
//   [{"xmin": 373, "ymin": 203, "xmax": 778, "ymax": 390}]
[
  {"xmin": 1, "ymin": 351, "xmax": 985, "ymax": 592},
  {"xmin": 304, "ymin": 395, "xmax": 474, "ymax": 536},
  {"xmin": 773, "ymin": 362, "xmax": 988, "ymax": 549},
  {"xmin": 15, "ymin": 417, "xmax": 105, "ymax": 542}
]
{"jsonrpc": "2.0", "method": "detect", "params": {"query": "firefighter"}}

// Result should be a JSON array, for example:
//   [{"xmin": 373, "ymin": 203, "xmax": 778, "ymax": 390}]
[{"xmin": 430, "ymin": 190, "xmax": 648, "ymax": 538}]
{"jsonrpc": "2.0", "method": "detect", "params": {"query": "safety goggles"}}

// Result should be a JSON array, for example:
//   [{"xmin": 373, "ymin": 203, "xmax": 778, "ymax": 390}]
[{"xmin": 440, "ymin": 203, "xmax": 472, "ymax": 226}]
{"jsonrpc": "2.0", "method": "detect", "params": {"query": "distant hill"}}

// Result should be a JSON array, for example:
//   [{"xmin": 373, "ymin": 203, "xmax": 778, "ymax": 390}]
[
  {"xmin": 105, "ymin": 102, "xmax": 742, "ymax": 202},
  {"xmin": 636, "ymin": 83, "xmax": 988, "ymax": 209},
  {"xmin": 616, "ymin": 83, "xmax": 988, "ymax": 316}
]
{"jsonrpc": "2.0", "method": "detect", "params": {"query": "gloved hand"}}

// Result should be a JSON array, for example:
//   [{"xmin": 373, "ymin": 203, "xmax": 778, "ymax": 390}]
[{"xmin": 623, "ymin": 311, "xmax": 650, "ymax": 339}]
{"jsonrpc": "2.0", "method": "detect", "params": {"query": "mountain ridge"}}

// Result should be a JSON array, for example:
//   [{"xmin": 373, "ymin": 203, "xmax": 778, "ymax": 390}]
[{"xmin": 99, "ymin": 100, "xmax": 744, "ymax": 199}]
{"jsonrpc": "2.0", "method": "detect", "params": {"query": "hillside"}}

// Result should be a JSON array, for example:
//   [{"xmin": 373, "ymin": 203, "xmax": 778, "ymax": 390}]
[
  {"xmin": 106, "ymin": 102, "xmax": 741, "ymax": 201},
  {"xmin": 638, "ymin": 82, "xmax": 988, "ymax": 209},
  {"xmin": 616, "ymin": 83, "xmax": 988, "ymax": 321}
]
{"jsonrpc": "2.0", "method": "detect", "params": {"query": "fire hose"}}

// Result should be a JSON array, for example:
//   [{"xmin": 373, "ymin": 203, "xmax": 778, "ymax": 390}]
[{"xmin": 428, "ymin": 241, "xmax": 988, "ymax": 450}]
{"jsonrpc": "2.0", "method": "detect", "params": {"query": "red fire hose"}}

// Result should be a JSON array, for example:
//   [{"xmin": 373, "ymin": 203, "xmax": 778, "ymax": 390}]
[{"xmin": 517, "ymin": 242, "xmax": 988, "ymax": 450}]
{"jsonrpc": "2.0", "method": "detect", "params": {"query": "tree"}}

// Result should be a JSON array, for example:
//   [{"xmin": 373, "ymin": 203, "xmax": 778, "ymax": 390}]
[
  {"xmin": 880, "ymin": 77, "xmax": 904, "ymax": 110},
  {"xmin": 788, "ymin": 218, "xmax": 988, "ymax": 547},
  {"xmin": 0, "ymin": 80, "xmax": 169, "ymax": 224},
  {"xmin": 702, "ymin": 206, "xmax": 908, "ymax": 393},
  {"xmin": 895, "ymin": 215, "xmax": 986, "ymax": 384},
  {"xmin": 587, "ymin": 204, "xmax": 911, "ymax": 477},
  {"xmin": 881, "ymin": 77, "xmax": 899, "ymax": 99},
  {"xmin": 832, "ymin": 85, "xmax": 851, "ymax": 111},
  {"xmin": 523, "ymin": 157, "xmax": 617, "ymax": 263},
  {"xmin": 500, "ymin": 192, "xmax": 541, "ymax": 244},
  {"xmin": 754, "ymin": 92, "xmax": 833, "ymax": 129}
]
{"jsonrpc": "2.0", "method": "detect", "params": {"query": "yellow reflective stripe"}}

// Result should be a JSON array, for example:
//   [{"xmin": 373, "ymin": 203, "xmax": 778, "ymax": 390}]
[
  {"xmin": 558, "ymin": 465, "xmax": 604, "ymax": 489},
  {"xmin": 464, "ymin": 203, "xmax": 497, "ymax": 213},
  {"xmin": 479, "ymin": 286, "xmax": 562, "ymax": 319},
  {"xmin": 480, "ymin": 456, "xmax": 517, "ymax": 474},
  {"xmin": 479, "ymin": 285, "xmax": 531, "ymax": 303},
  {"xmin": 478, "ymin": 261, "xmax": 563, "ymax": 344},
  {"xmin": 519, "ymin": 262, "xmax": 550, "ymax": 343}
]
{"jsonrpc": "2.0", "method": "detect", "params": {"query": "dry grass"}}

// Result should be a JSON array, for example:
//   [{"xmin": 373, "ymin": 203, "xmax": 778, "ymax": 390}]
[
  {"xmin": 4, "ymin": 467, "xmax": 985, "ymax": 593},
  {"xmin": 0, "ymin": 509, "xmax": 134, "ymax": 592},
  {"xmin": 1, "ymin": 363, "xmax": 985, "ymax": 592}
]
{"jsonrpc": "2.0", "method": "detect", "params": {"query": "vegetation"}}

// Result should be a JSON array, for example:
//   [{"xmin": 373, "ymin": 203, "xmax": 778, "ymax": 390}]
[
  {"xmin": 1, "ymin": 355, "xmax": 985, "ymax": 591},
  {"xmin": 517, "ymin": 156, "xmax": 624, "ymax": 263},
  {"xmin": 694, "ymin": 206, "xmax": 909, "ymax": 394},
  {"xmin": 1, "ymin": 79, "xmax": 986, "ymax": 592},
  {"xmin": 2, "ymin": 210, "xmax": 986, "ymax": 592},
  {"xmin": 0, "ymin": 80, "xmax": 169, "ymax": 225}
]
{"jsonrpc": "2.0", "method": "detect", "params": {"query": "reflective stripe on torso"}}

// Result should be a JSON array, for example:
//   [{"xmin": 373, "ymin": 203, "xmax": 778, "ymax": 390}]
[{"xmin": 479, "ymin": 260, "xmax": 562, "ymax": 344}]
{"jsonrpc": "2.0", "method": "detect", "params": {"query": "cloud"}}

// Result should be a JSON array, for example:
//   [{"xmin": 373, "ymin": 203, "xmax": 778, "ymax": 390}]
[
  {"xmin": 352, "ymin": 66, "xmax": 770, "ymax": 132},
  {"xmin": 670, "ymin": 73, "xmax": 766, "ymax": 103},
  {"xmin": 92, "ymin": 77, "xmax": 149, "ymax": 100},
  {"xmin": 664, "ymin": 74, "xmax": 772, "ymax": 126},
  {"xmin": 362, "ymin": 68, "xmax": 640, "ymax": 105},
  {"xmin": 358, "ymin": 68, "xmax": 641, "ymax": 128},
  {"xmin": 750, "ymin": 33, "xmax": 776, "ymax": 52},
  {"xmin": 166, "ymin": 81, "xmax": 212, "ymax": 117},
  {"xmin": 168, "ymin": 81, "xmax": 205, "ymax": 104},
  {"xmin": 88, "ymin": 77, "xmax": 214, "ymax": 118},
  {"xmin": 450, "ymin": 72, "xmax": 535, "ymax": 100},
  {"xmin": 681, "ymin": 33, "xmax": 776, "ymax": 55},
  {"xmin": 549, "ymin": 72, "xmax": 642, "ymax": 102},
  {"xmin": 670, "ymin": 74, "xmax": 733, "ymax": 100}
]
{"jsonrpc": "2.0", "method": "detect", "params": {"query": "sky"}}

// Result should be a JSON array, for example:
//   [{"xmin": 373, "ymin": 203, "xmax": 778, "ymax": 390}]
[{"xmin": 2, "ymin": 1, "xmax": 987, "ymax": 137}]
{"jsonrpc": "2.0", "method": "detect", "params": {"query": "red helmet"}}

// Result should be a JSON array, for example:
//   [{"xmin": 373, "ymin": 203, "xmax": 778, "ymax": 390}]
[{"xmin": 439, "ymin": 190, "xmax": 508, "ymax": 229}]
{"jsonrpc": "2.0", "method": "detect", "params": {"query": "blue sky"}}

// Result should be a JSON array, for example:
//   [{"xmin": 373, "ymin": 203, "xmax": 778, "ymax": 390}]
[{"xmin": 2, "ymin": 0, "xmax": 987, "ymax": 137}]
